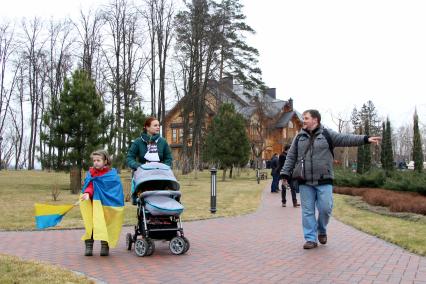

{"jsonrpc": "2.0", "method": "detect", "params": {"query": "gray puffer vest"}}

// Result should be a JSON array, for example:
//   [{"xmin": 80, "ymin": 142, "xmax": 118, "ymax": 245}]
[{"xmin": 281, "ymin": 126, "xmax": 368, "ymax": 185}]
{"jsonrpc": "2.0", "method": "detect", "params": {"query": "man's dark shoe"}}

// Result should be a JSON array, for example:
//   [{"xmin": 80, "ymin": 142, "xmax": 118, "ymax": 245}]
[
  {"xmin": 303, "ymin": 241, "xmax": 318, "ymax": 249},
  {"xmin": 282, "ymin": 203, "xmax": 286, "ymax": 207},
  {"xmin": 293, "ymin": 202, "xmax": 300, "ymax": 207},
  {"xmin": 100, "ymin": 241, "xmax": 109, "ymax": 256},
  {"xmin": 84, "ymin": 239, "xmax": 94, "ymax": 256},
  {"xmin": 318, "ymin": 234, "xmax": 327, "ymax": 244}
]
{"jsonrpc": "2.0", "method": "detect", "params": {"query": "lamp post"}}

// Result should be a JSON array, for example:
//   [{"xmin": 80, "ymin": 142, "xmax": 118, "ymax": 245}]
[{"xmin": 210, "ymin": 167, "xmax": 217, "ymax": 213}]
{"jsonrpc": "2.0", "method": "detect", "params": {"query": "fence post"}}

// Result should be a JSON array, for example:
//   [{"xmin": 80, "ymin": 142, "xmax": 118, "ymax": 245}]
[{"xmin": 210, "ymin": 167, "xmax": 217, "ymax": 214}]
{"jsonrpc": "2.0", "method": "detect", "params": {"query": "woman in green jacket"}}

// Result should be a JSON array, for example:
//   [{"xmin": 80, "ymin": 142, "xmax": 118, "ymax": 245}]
[{"xmin": 126, "ymin": 117, "xmax": 173, "ymax": 169}]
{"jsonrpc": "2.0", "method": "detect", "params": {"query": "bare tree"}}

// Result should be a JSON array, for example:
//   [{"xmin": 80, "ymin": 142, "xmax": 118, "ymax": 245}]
[
  {"xmin": 42, "ymin": 19, "xmax": 75, "ymax": 169},
  {"xmin": 0, "ymin": 23, "xmax": 16, "ymax": 170},
  {"xmin": 175, "ymin": 0, "xmax": 222, "ymax": 173},
  {"xmin": 73, "ymin": 9, "xmax": 104, "ymax": 78},
  {"xmin": 20, "ymin": 17, "xmax": 48, "ymax": 169},
  {"xmin": 103, "ymin": 0, "xmax": 149, "ymax": 165}
]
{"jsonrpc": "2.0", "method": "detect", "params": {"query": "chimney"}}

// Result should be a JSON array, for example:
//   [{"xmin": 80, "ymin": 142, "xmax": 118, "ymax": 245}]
[
  {"xmin": 265, "ymin": 88, "xmax": 276, "ymax": 99},
  {"xmin": 288, "ymin": 97, "xmax": 293, "ymax": 111},
  {"xmin": 219, "ymin": 76, "xmax": 233, "ymax": 91}
]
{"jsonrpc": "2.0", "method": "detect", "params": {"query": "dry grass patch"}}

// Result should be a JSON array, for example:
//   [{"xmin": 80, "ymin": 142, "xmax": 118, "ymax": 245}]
[
  {"xmin": 0, "ymin": 254, "xmax": 92, "ymax": 283},
  {"xmin": 334, "ymin": 186, "xmax": 426, "ymax": 215}
]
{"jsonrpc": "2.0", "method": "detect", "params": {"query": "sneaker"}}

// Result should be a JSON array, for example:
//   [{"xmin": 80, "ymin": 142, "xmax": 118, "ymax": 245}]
[
  {"xmin": 303, "ymin": 241, "xmax": 318, "ymax": 249},
  {"xmin": 282, "ymin": 203, "xmax": 286, "ymax": 207},
  {"xmin": 318, "ymin": 234, "xmax": 327, "ymax": 244}
]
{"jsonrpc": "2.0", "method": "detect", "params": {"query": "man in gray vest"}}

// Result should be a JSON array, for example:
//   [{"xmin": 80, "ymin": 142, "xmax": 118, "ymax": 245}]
[{"xmin": 281, "ymin": 109, "xmax": 381, "ymax": 249}]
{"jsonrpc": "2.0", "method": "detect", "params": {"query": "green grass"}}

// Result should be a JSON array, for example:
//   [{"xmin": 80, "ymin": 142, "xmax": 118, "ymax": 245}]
[
  {"xmin": 333, "ymin": 194, "xmax": 426, "ymax": 256},
  {"xmin": 0, "ymin": 254, "xmax": 93, "ymax": 283},
  {"xmin": 0, "ymin": 169, "xmax": 266, "ymax": 230}
]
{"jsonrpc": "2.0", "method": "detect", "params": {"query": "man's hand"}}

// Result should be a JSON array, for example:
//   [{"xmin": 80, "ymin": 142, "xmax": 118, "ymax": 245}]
[
  {"xmin": 81, "ymin": 193, "xmax": 90, "ymax": 201},
  {"xmin": 368, "ymin": 136, "xmax": 381, "ymax": 145}
]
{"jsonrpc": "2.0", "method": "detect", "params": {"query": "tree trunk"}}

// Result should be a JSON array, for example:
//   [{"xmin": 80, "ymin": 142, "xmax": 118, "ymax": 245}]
[{"xmin": 70, "ymin": 166, "xmax": 82, "ymax": 194}]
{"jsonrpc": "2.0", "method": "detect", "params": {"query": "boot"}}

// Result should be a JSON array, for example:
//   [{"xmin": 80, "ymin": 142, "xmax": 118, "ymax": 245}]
[
  {"xmin": 100, "ymin": 241, "xmax": 109, "ymax": 256},
  {"xmin": 84, "ymin": 240, "xmax": 94, "ymax": 256}
]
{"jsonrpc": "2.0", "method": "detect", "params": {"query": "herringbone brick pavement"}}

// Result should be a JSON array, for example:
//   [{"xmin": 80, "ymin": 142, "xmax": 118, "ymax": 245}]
[{"xmin": 1, "ymin": 185, "xmax": 426, "ymax": 283}]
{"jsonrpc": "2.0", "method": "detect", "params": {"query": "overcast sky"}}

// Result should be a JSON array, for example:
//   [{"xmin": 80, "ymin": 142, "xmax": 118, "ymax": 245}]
[{"xmin": 2, "ymin": 0, "xmax": 426, "ymax": 130}]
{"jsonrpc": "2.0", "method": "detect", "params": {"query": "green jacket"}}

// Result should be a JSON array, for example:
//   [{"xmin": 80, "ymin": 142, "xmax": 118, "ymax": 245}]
[{"xmin": 126, "ymin": 132, "xmax": 173, "ymax": 169}]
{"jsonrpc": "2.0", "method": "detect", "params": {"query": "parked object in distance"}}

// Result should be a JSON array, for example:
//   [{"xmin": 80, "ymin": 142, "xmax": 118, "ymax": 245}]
[{"xmin": 407, "ymin": 161, "xmax": 426, "ymax": 170}]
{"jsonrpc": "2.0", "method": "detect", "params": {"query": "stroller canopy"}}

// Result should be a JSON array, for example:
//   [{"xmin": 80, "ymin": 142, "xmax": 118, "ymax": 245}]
[{"xmin": 132, "ymin": 162, "xmax": 180, "ymax": 198}]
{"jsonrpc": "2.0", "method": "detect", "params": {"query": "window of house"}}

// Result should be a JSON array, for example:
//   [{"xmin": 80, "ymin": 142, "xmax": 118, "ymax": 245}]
[
  {"xmin": 172, "ymin": 129, "xmax": 177, "ymax": 143},
  {"xmin": 179, "ymin": 128, "xmax": 183, "ymax": 142},
  {"xmin": 288, "ymin": 121, "xmax": 294, "ymax": 128}
]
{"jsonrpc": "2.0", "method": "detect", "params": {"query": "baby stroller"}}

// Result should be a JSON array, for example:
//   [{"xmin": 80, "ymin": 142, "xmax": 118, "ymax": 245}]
[{"xmin": 126, "ymin": 162, "xmax": 190, "ymax": 257}]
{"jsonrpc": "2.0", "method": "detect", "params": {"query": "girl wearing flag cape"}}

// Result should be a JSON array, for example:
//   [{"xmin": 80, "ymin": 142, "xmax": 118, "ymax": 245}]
[
  {"xmin": 126, "ymin": 117, "xmax": 173, "ymax": 169},
  {"xmin": 80, "ymin": 150, "xmax": 124, "ymax": 256}
]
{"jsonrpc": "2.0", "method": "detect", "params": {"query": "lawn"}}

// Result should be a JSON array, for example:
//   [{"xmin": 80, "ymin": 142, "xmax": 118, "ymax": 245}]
[
  {"xmin": 333, "ymin": 194, "xmax": 426, "ymax": 256},
  {"xmin": 0, "ymin": 254, "xmax": 92, "ymax": 283},
  {"xmin": 0, "ymin": 169, "xmax": 266, "ymax": 230}
]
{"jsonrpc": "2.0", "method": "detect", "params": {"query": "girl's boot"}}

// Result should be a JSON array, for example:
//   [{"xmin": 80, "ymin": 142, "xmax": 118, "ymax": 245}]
[
  {"xmin": 100, "ymin": 241, "xmax": 109, "ymax": 256},
  {"xmin": 84, "ymin": 240, "xmax": 94, "ymax": 256}
]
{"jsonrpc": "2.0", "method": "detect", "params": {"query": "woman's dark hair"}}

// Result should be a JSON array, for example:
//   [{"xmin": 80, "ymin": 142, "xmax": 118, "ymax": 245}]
[
  {"xmin": 144, "ymin": 117, "xmax": 159, "ymax": 131},
  {"xmin": 303, "ymin": 109, "xmax": 321, "ymax": 123}
]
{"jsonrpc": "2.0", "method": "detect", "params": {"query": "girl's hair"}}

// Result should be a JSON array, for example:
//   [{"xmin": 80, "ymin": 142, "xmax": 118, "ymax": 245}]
[
  {"xmin": 144, "ymin": 117, "xmax": 159, "ymax": 131},
  {"xmin": 90, "ymin": 149, "xmax": 112, "ymax": 166}
]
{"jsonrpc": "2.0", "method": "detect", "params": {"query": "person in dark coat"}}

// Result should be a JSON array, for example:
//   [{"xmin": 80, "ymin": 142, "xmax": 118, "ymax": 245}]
[
  {"xmin": 270, "ymin": 153, "xmax": 280, "ymax": 193},
  {"xmin": 278, "ymin": 145, "xmax": 300, "ymax": 207}
]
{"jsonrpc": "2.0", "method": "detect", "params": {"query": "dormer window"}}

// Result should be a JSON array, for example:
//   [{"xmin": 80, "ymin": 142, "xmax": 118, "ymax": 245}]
[{"xmin": 288, "ymin": 121, "xmax": 294, "ymax": 129}]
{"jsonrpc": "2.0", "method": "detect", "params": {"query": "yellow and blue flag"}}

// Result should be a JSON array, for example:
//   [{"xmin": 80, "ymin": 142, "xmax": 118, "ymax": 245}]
[
  {"xmin": 34, "ymin": 203, "xmax": 76, "ymax": 229},
  {"xmin": 80, "ymin": 168, "xmax": 124, "ymax": 248}
]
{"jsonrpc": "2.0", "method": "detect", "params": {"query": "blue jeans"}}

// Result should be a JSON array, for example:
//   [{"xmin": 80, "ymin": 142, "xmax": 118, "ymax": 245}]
[
  {"xmin": 271, "ymin": 173, "xmax": 280, "ymax": 192},
  {"xmin": 299, "ymin": 184, "xmax": 333, "ymax": 242}
]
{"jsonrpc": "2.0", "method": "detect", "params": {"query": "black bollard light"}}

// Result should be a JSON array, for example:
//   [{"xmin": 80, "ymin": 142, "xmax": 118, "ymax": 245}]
[{"xmin": 210, "ymin": 167, "xmax": 217, "ymax": 214}]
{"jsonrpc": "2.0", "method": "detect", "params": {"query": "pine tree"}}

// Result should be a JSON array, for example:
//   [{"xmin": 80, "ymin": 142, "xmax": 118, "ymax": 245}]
[
  {"xmin": 363, "ymin": 119, "xmax": 371, "ymax": 172},
  {"xmin": 43, "ymin": 69, "xmax": 109, "ymax": 193},
  {"xmin": 380, "ymin": 121, "xmax": 386, "ymax": 167},
  {"xmin": 356, "ymin": 125, "xmax": 365, "ymax": 174},
  {"xmin": 204, "ymin": 103, "xmax": 250, "ymax": 180},
  {"xmin": 383, "ymin": 118, "xmax": 394, "ymax": 172},
  {"xmin": 412, "ymin": 109, "xmax": 424, "ymax": 173}
]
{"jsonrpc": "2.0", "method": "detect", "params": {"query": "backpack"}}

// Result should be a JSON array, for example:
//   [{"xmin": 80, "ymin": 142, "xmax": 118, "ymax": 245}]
[{"xmin": 294, "ymin": 128, "xmax": 334, "ymax": 158}]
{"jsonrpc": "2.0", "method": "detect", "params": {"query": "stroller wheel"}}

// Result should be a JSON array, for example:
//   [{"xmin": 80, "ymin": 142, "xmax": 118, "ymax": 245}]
[
  {"xmin": 134, "ymin": 239, "xmax": 149, "ymax": 257},
  {"xmin": 126, "ymin": 233, "xmax": 133, "ymax": 251},
  {"xmin": 146, "ymin": 238, "xmax": 155, "ymax": 256},
  {"xmin": 182, "ymin": 236, "xmax": 190, "ymax": 253},
  {"xmin": 169, "ymin": 236, "xmax": 186, "ymax": 255}
]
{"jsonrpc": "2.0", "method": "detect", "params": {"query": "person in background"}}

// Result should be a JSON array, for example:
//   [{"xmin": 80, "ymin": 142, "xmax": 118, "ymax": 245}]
[
  {"xmin": 278, "ymin": 145, "xmax": 300, "ymax": 207},
  {"xmin": 270, "ymin": 153, "xmax": 280, "ymax": 193}
]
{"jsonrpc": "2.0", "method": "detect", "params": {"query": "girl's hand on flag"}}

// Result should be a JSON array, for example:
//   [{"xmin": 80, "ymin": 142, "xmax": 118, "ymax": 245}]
[{"xmin": 81, "ymin": 193, "xmax": 90, "ymax": 201}]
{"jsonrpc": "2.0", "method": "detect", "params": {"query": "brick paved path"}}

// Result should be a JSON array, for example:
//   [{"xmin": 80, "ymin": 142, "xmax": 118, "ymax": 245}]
[{"xmin": 1, "ymin": 186, "xmax": 426, "ymax": 283}]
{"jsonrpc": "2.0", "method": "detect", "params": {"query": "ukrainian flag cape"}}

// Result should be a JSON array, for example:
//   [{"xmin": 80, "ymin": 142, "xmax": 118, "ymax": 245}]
[{"xmin": 80, "ymin": 168, "xmax": 124, "ymax": 248}]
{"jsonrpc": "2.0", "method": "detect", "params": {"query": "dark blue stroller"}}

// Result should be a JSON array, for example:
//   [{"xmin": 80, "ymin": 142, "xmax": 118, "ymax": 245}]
[{"xmin": 126, "ymin": 162, "xmax": 190, "ymax": 256}]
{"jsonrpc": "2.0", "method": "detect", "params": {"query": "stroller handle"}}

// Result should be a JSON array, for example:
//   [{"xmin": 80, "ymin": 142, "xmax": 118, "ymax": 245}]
[{"xmin": 140, "ymin": 190, "xmax": 181, "ymax": 199}]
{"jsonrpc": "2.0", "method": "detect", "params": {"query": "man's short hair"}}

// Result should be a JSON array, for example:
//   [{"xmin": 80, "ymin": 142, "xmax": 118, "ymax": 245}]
[
  {"xmin": 284, "ymin": 144, "xmax": 291, "ymax": 151},
  {"xmin": 303, "ymin": 109, "xmax": 321, "ymax": 123}
]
